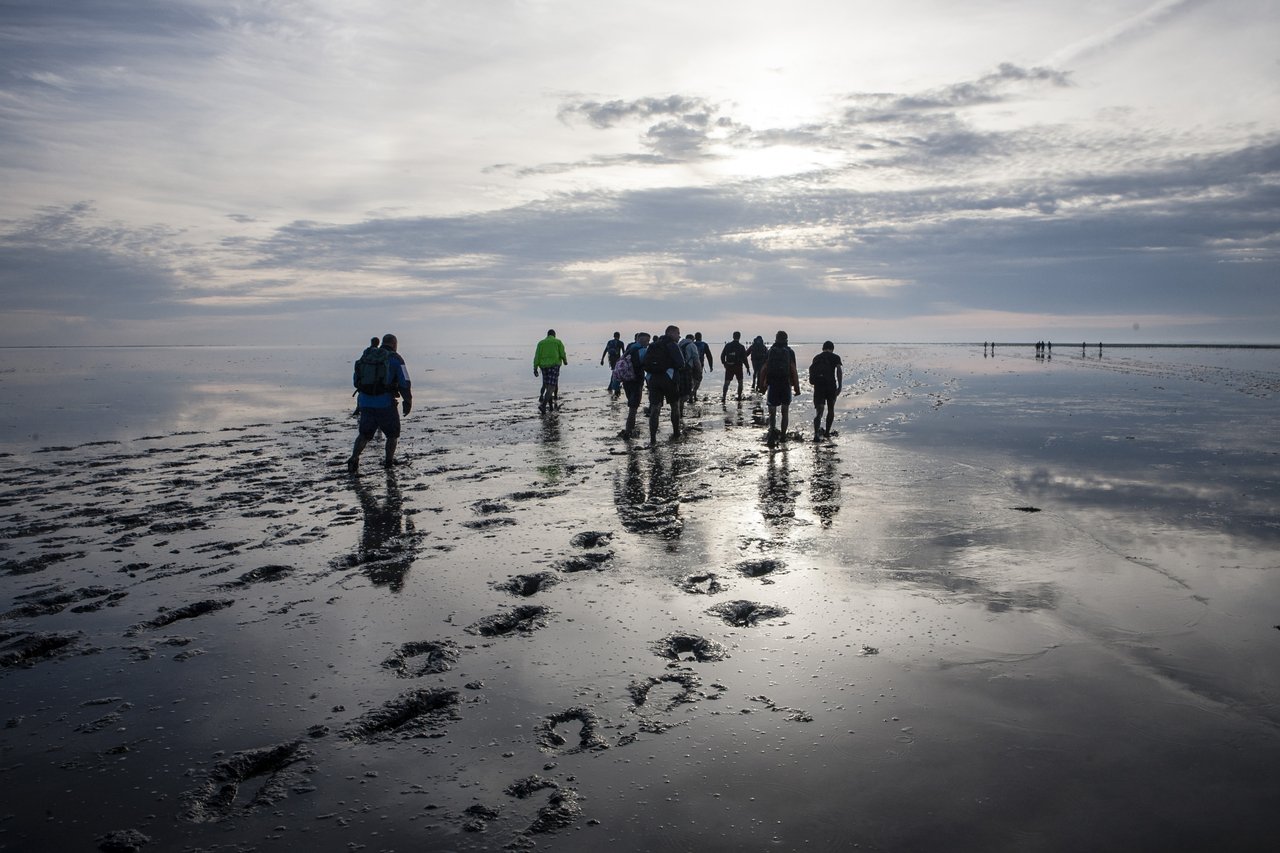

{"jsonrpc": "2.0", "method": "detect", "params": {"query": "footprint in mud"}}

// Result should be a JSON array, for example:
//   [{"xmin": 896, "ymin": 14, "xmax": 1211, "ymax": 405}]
[
  {"xmin": 181, "ymin": 740, "xmax": 314, "ymax": 823},
  {"xmin": 0, "ymin": 630, "xmax": 90, "ymax": 669},
  {"xmin": 570, "ymin": 530, "xmax": 612, "ymax": 549},
  {"xmin": 628, "ymin": 671, "xmax": 702, "ymax": 712},
  {"xmin": 466, "ymin": 605, "xmax": 551, "ymax": 637},
  {"xmin": 556, "ymin": 551, "xmax": 613, "ymax": 572},
  {"xmin": 382, "ymin": 640, "xmax": 461, "ymax": 677},
  {"xmin": 504, "ymin": 775, "xmax": 584, "ymax": 836},
  {"xmin": 707, "ymin": 600, "xmax": 788, "ymax": 627},
  {"xmin": 734, "ymin": 558, "xmax": 785, "ymax": 582},
  {"xmin": 535, "ymin": 707, "xmax": 610, "ymax": 753},
  {"xmin": 340, "ymin": 688, "xmax": 462, "ymax": 743},
  {"xmin": 650, "ymin": 632, "xmax": 730, "ymax": 663},
  {"xmin": 749, "ymin": 694, "xmax": 814, "ymax": 722},
  {"xmin": 125, "ymin": 599, "xmax": 234, "ymax": 636},
  {"xmin": 493, "ymin": 572, "xmax": 560, "ymax": 597},
  {"xmin": 679, "ymin": 573, "xmax": 725, "ymax": 595}
]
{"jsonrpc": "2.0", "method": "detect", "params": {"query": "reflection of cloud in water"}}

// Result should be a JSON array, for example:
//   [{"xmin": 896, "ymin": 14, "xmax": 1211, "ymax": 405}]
[
  {"xmin": 1014, "ymin": 467, "xmax": 1280, "ymax": 543},
  {"xmin": 331, "ymin": 469, "xmax": 426, "ymax": 592},
  {"xmin": 885, "ymin": 528, "xmax": 1060, "ymax": 613}
]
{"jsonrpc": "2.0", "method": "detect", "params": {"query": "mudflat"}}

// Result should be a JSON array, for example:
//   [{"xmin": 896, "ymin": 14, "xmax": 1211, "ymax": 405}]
[{"xmin": 2, "ymin": 345, "xmax": 1278, "ymax": 852}]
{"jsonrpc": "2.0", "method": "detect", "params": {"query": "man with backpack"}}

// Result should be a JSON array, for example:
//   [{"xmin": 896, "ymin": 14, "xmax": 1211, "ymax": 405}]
[
  {"xmin": 614, "ymin": 331, "xmax": 651, "ymax": 438},
  {"xmin": 643, "ymin": 325, "xmax": 686, "ymax": 444},
  {"xmin": 747, "ymin": 335, "xmax": 769, "ymax": 392},
  {"xmin": 720, "ymin": 331, "xmax": 750, "ymax": 403},
  {"xmin": 600, "ymin": 331, "xmax": 625, "ymax": 398},
  {"xmin": 761, "ymin": 330, "xmax": 801, "ymax": 447},
  {"xmin": 808, "ymin": 340, "xmax": 844, "ymax": 441},
  {"xmin": 348, "ymin": 333, "xmax": 412, "ymax": 472}
]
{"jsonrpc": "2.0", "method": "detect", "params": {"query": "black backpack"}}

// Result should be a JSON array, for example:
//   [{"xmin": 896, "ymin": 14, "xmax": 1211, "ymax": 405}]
[
  {"xmin": 809, "ymin": 353, "xmax": 836, "ymax": 386},
  {"xmin": 765, "ymin": 345, "xmax": 791, "ymax": 380},
  {"xmin": 722, "ymin": 343, "xmax": 740, "ymax": 365},
  {"xmin": 353, "ymin": 346, "xmax": 397, "ymax": 395}
]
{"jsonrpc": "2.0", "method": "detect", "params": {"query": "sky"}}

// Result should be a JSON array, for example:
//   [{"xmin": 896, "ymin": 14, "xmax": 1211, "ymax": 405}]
[{"xmin": 1, "ymin": 0, "xmax": 1277, "ymax": 347}]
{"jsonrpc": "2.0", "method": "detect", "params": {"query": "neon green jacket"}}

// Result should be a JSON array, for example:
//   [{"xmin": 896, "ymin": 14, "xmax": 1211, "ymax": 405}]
[{"xmin": 534, "ymin": 335, "xmax": 567, "ymax": 368}]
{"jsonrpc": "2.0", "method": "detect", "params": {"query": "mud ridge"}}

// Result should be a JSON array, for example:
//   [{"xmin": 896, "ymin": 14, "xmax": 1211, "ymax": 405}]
[
  {"xmin": 734, "ymin": 558, "xmax": 785, "ymax": 579},
  {"xmin": 465, "ymin": 605, "xmax": 551, "ymax": 637},
  {"xmin": 679, "ymin": 573, "xmax": 725, "ymax": 595},
  {"xmin": 0, "ymin": 630, "xmax": 85, "ymax": 668},
  {"xmin": 535, "ymin": 707, "xmax": 610, "ymax": 752},
  {"xmin": 340, "ymin": 687, "xmax": 461, "ymax": 742},
  {"xmin": 493, "ymin": 572, "xmax": 560, "ymax": 597},
  {"xmin": 126, "ymin": 599, "xmax": 235, "ymax": 636}
]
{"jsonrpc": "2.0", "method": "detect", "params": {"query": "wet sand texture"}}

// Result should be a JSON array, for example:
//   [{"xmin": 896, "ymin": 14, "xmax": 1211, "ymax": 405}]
[{"xmin": 2, "ymin": 345, "xmax": 1279, "ymax": 851}]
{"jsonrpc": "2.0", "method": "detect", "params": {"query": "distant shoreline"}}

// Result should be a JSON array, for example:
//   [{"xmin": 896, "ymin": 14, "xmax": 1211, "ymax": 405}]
[{"xmin": 4, "ymin": 342, "xmax": 1280, "ymax": 351}]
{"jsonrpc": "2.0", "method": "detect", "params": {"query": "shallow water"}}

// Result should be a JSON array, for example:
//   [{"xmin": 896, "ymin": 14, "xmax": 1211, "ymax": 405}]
[{"xmin": 1, "ymin": 344, "xmax": 1278, "ymax": 851}]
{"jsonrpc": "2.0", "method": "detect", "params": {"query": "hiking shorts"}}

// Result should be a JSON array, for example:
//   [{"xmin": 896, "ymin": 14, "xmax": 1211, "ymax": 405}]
[
  {"xmin": 648, "ymin": 375, "xmax": 679, "ymax": 408},
  {"xmin": 766, "ymin": 382, "xmax": 793, "ymax": 408},
  {"xmin": 623, "ymin": 379, "xmax": 645, "ymax": 408},
  {"xmin": 723, "ymin": 363, "xmax": 744, "ymax": 384},
  {"xmin": 812, "ymin": 384, "xmax": 839, "ymax": 408},
  {"xmin": 358, "ymin": 405, "xmax": 401, "ymax": 439},
  {"xmin": 539, "ymin": 365, "xmax": 561, "ymax": 387}
]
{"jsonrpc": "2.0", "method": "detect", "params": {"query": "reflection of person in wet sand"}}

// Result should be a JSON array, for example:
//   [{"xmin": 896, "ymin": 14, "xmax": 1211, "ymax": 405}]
[
  {"xmin": 759, "ymin": 451, "xmax": 796, "ymax": 526},
  {"xmin": 337, "ymin": 468, "xmax": 423, "ymax": 592},
  {"xmin": 810, "ymin": 445, "xmax": 841, "ymax": 528},
  {"xmin": 613, "ymin": 450, "xmax": 684, "ymax": 538}
]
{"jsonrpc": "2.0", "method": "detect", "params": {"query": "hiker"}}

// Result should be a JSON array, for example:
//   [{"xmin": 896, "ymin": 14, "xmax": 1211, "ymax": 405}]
[
  {"xmin": 694, "ymin": 332, "xmax": 714, "ymax": 394},
  {"xmin": 533, "ymin": 329, "xmax": 568, "ymax": 413},
  {"xmin": 643, "ymin": 325, "xmax": 686, "ymax": 444},
  {"xmin": 679, "ymin": 334, "xmax": 702, "ymax": 410},
  {"xmin": 761, "ymin": 330, "xmax": 801, "ymax": 446},
  {"xmin": 616, "ymin": 332, "xmax": 651, "ymax": 438},
  {"xmin": 720, "ymin": 331, "xmax": 750, "ymax": 403},
  {"xmin": 348, "ymin": 333, "xmax": 412, "ymax": 472},
  {"xmin": 747, "ymin": 335, "xmax": 769, "ymax": 391},
  {"xmin": 808, "ymin": 340, "xmax": 843, "ymax": 441},
  {"xmin": 601, "ymin": 331, "xmax": 625, "ymax": 398}
]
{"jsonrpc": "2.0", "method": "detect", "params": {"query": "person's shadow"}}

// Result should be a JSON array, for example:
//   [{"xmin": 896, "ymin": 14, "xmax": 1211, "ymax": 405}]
[{"xmin": 335, "ymin": 468, "xmax": 424, "ymax": 592}]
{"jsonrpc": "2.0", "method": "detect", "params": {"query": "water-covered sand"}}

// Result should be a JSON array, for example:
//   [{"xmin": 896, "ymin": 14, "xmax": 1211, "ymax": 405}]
[{"xmin": 2, "ymin": 345, "xmax": 1278, "ymax": 852}]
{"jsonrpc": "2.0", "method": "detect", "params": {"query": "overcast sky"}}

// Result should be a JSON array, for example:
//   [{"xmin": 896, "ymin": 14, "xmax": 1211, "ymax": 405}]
[{"xmin": 1, "ymin": 0, "xmax": 1277, "ymax": 347}]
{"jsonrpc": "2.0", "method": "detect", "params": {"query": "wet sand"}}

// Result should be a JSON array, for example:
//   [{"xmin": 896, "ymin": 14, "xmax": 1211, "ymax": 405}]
[{"xmin": 2, "ymin": 345, "xmax": 1279, "ymax": 852}]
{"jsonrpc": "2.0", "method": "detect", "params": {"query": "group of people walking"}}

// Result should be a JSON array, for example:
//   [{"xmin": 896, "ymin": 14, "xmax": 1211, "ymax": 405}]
[
  {"xmin": 597, "ymin": 327, "xmax": 844, "ymax": 447},
  {"xmin": 344, "ymin": 327, "xmax": 847, "ymax": 473}
]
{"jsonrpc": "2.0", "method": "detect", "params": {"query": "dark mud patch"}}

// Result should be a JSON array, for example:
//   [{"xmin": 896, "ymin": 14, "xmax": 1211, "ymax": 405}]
[
  {"xmin": 340, "ymin": 688, "xmax": 461, "ymax": 742},
  {"xmin": 556, "ymin": 551, "xmax": 614, "ymax": 572},
  {"xmin": 749, "ymin": 694, "xmax": 814, "ymax": 722},
  {"xmin": 219, "ymin": 564, "xmax": 294, "ymax": 588},
  {"xmin": 679, "ymin": 573, "xmax": 725, "ymax": 595},
  {"xmin": 651, "ymin": 632, "xmax": 729, "ymax": 662},
  {"xmin": 2, "ymin": 586, "xmax": 117, "ymax": 620},
  {"xmin": 462, "ymin": 803, "xmax": 501, "ymax": 833},
  {"xmin": 182, "ymin": 740, "xmax": 314, "ymax": 822},
  {"xmin": 126, "ymin": 599, "xmax": 234, "ymax": 636},
  {"xmin": 535, "ymin": 707, "xmax": 609, "ymax": 753},
  {"xmin": 628, "ymin": 672, "xmax": 702, "ymax": 711},
  {"xmin": 493, "ymin": 572, "xmax": 560, "ymax": 597},
  {"xmin": 465, "ymin": 605, "xmax": 551, "ymax": 637},
  {"xmin": 0, "ymin": 631, "xmax": 86, "ymax": 668},
  {"xmin": 471, "ymin": 499, "xmax": 512, "ymax": 515},
  {"xmin": 382, "ymin": 640, "xmax": 461, "ymax": 677},
  {"xmin": 96, "ymin": 828, "xmax": 151, "ymax": 852},
  {"xmin": 462, "ymin": 517, "xmax": 518, "ymax": 530},
  {"xmin": 1012, "ymin": 506, "xmax": 1043, "ymax": 513},
  {"xmin": 0, "ymin": 551, "xmax": 85, "ymax": 576},
  {"xmin": 509, "ymin": 488, "xmax": 570, "ymax": 502},
  {"xmin": 570, "ymin": 530, "xmax": 613, "ymax": 549},
  {"xmin": 735, "ymin": 558, "xmax": 786, "ymax": 579},
  {"xmin": 707, "ymin": 599, "xmax": 789, "ymax": 627}
]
